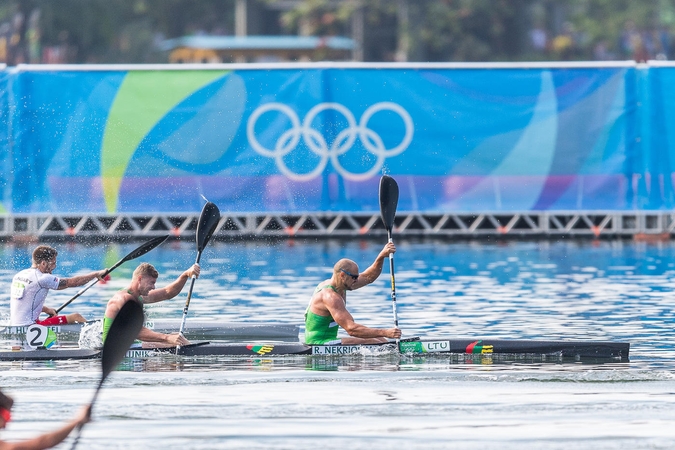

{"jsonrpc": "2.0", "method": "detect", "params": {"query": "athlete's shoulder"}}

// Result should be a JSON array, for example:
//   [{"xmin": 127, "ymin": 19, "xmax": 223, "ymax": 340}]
[
  {"xmin": 108, "ymin": 289, "xmax": 133, "ymax": 304},
  {"xmin": 13, "ymin": 267, "xmax": 35, "ymax": 280},
  {"xmin": 314, "ymin": 281, "xmax": 338, "ymax": 295},
  {"xmin": 29, "ymin": 269, "xmax": 60, "ymax": 287}
]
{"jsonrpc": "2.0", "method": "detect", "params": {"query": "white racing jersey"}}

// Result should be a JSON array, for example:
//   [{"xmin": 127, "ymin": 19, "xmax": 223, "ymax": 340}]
[{"xmin": 10, "ymin": 268, "xmax": 60, "ymax": 326}]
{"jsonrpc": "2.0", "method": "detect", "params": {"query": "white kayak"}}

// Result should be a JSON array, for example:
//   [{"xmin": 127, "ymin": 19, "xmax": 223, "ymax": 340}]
[{"xmin": 0, "ymin": 319, "xmax": 300, "ymax": 340}]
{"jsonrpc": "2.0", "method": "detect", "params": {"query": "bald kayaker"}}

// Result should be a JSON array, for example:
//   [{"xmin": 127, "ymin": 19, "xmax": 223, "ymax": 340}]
[
  {"xmin": 102, "ymin": 262, "xmax": 199, "ymax": 348},
  {"xmin": 305, "ymin": 242, "xmax": 401, "ymax": 345}
]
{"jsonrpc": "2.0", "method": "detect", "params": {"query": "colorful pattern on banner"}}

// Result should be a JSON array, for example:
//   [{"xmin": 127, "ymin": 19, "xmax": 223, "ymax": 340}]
[{"xmin": 0, "ymin": 65, "xmax": 654, "ymax": 213}]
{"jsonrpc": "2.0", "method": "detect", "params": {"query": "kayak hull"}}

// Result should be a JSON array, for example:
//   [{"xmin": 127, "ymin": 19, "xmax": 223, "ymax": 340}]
[
  {"xmin": 0, "ymin": 338, "xmax": 629, "ymax": 361},
  {"xmin": 0, "ymin": 320, "xmax": 300, "ymax": 340},
  {"xmin": 0, "ymin": 348, "xmax": 101, "ymax": 361},
  {"xmin": 177, "ymin": 339, "xmax": 629, "ymax": 360}
]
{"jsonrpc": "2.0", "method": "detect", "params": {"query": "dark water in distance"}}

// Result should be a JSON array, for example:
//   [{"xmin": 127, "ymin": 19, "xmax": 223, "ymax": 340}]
[{"xmin": 0, "ymin": 238, "xmax": 674, "ymax": 449}]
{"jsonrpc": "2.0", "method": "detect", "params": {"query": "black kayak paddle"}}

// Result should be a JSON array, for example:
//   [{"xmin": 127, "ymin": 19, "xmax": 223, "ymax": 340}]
[
  {"xmin": 56, "ymin": 235, "xmax": 169, "ymax": 314},
  {"xmin": 70, "ymin": 299, "xmax": 144, "ymax": 449},
  {"xmin": 178, "ymin": 201, "xmax": 220, "ymax": 338},
  {"xmin": 379, "ymin": 175, "xmax": 400, "ymax": 332}
]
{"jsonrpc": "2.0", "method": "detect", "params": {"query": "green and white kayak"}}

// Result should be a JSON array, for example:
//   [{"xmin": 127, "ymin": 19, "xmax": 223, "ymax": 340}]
[{"xmin": 0, "ymin": 337, "xmax": 629, "ymax": 361}]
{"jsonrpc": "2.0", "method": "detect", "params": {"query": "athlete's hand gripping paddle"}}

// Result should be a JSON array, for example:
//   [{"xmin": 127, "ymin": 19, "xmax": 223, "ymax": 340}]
[
  {"xmin": 56, "ymin": 235, "xmax": 169, "ymax": 314},
  {"xmin": 177, "ymin": 201, "xmax": 220, "ymax": 341},
  {"xmin": 379, "ymin": 175, "xmax": 400, "ymax": 338},
  {"xmin": 70, "ymin": 299, "xmax": 144, "ymax": 450}
]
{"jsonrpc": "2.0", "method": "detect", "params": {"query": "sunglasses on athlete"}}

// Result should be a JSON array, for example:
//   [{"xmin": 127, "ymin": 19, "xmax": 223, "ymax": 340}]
[
  {"xmin": 340, "ymin": 268, "xmax": 359, "ymax": 281},
  {"xmin": 0, "ymin": 407, "xmax": 11, "ymax": 423}
]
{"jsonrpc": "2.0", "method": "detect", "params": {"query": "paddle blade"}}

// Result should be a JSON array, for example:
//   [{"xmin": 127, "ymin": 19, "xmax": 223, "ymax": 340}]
[
  {"xmin": 54, "ymin": 235, "xmax": 169, "ymax": 315},
  {"xmin": 196, "ymin": 201, "xmax": 221, "ymax": 253},
  {"xmin": 100, "ymin": 300, "xmax": 144, "ymax": 382},
  {"xmin": 379, "ymin": 175, "xmax": 399, "ymax": 232},
  {"xmin": 119, "ymin": 235, "xmax": 169, "ymax": 266}
]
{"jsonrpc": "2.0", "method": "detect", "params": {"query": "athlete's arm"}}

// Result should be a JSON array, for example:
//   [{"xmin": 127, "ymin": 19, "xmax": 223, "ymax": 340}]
[
  {"xmin": 57, "ymin": 270, "xmax": 107, "ymax": 290},
  {"xmin": 324, "ymin": 292, "xmax": 400, "ymax": 339},
  {"xmin": 41, "ymin": 306, "xmax": 56, "ymax": 317},
  {"xmin": 353, "ymin": 242, "xmax": 396, "ymax": 289},
  {"xmin": 143, "ymin": 264, "xmax": 200, "ymax": 304},
  {"xmin": 0, "ymin": 405, "xmax": 90, "ymax": 450},
  {"xmin": 137, "ymin": 327, "xmax": 189, "ymax": 346}
]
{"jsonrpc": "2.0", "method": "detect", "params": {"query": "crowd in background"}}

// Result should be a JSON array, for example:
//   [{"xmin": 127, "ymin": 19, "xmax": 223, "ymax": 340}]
[
  {"xmin": 530, "ymin": 19, "xmax": 672, "ymax": 62},
  {"xmin": 0, "ymin": 10, "xmax": 70, "ymax": 65}
]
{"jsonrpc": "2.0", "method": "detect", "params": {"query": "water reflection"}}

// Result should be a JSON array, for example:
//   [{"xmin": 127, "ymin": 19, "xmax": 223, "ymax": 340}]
[{"xmin": 0, "ymin": 353, "xmax": 625, "ymax": 375}]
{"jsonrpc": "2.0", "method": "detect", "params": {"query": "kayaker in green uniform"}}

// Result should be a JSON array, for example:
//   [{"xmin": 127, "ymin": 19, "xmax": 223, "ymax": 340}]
[
  {"xmin": 102, "ymin": 262, "xmax": 200, "ymax": 348},
  {"xmin": 305, "ymin": 242, "xmax": 401, "ymax": 345}
]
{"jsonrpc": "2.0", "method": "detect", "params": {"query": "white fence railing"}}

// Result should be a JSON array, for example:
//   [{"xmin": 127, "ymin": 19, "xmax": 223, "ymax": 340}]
[{"xmin": 1, "ymin": 211, "xmax": 673, "ymax": 240}]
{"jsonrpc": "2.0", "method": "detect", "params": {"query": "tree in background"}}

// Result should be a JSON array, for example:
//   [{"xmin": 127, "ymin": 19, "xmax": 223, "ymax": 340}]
[
  {"xmin": 277, "ymin": 0, "xmax": 675, "ymax": 62},
  {"xmin": 0, "ymin": 0, "xmax": 674, "ymax": 64},
  {"xmin": 0, "ymin": 0, "xmax": 235, "ymax": 64}
]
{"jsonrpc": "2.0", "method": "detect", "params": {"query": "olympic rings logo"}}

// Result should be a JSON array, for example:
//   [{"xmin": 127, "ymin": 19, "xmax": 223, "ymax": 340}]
[{"xmin": 246, "ymin": 102, "xmax": 414, "ymax": 181}]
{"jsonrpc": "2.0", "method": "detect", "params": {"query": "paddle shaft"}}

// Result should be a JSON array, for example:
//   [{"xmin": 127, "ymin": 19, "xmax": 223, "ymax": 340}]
[
  {"xmin": 70, "ymin": 380, "xmax": 104, "ymax": 446},
  {"xmin": 379, "ymin": 175, "xmax": 400, "ymax": 335},
  {"xmin": 56, "ymin": 235, "xmax": 168, "ymax": 314},
  {"xmin": 70, "ymin": 299, "xmax": 144, "ymax": 450},
  {"xmin": 178, "ymin": 252, "xmax": 202, "ymax": 336},
  {"xmin": 387, "ymin": 233, "xmax": 399, "ymax": 329},
  {"xmin": 55, "ymin": 277, "xmax": 103, "ymax": 314}
]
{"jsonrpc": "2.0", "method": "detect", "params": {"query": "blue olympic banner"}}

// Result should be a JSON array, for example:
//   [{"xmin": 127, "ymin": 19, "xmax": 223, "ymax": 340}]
[
  {"xmin": 643, "ymin": 63, "xmax": 675, "ymax": 210},
  {"xmin": 0, "ymin": 69, "xmax": 8, "ymax": 214},
  {"xmin": 0, "ymin": 63, "xmax": 665, "ymax": 214}
]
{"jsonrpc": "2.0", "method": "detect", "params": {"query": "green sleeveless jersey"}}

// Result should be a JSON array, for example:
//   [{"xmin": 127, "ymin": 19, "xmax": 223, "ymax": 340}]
[
  {"xmin": 101, "ymin": 316, "xmax": 114, "ymax": 343},
  {"xmin": 304, "ymin": 285, "xmax": 341, "ymax": 345}
]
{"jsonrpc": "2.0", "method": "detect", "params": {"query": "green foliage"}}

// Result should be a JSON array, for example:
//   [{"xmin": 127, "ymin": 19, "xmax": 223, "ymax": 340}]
[
  {"xmin": 2, "ymin": 0, "xmax": 675, "ymax": 63},
  {"xmin": 274, "ymin": 0, "xmax": 675, "ymax": 61},
  {"xmin": 0, "ymin": 0, "xmax": 235, "ymax": 63},
  {"xmin": 273, "ymin": 0, "xmax": 533, "ymax": 61}
]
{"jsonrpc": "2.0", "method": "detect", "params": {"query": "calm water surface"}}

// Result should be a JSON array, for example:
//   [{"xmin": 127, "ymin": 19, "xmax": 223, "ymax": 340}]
[{"xmin": 0, "ymin": 238, "xmax": 674, "ymax": 449}]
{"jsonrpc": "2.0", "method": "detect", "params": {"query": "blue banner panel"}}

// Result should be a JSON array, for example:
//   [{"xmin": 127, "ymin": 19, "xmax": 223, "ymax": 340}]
[
  {"xmin": 7, "ymin": 65, "xmax": 639, "ymax": 213},
  {"xmin": 0, "ymin": 71, "xmax": 8, "ymax": 213},
  {"xmin": 644, "ymin": 66, "xmax": 675, "ymax": 209},
  {"xmin": 10, "ymin": 70, "xmax": 126, "ymax": 212}
]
